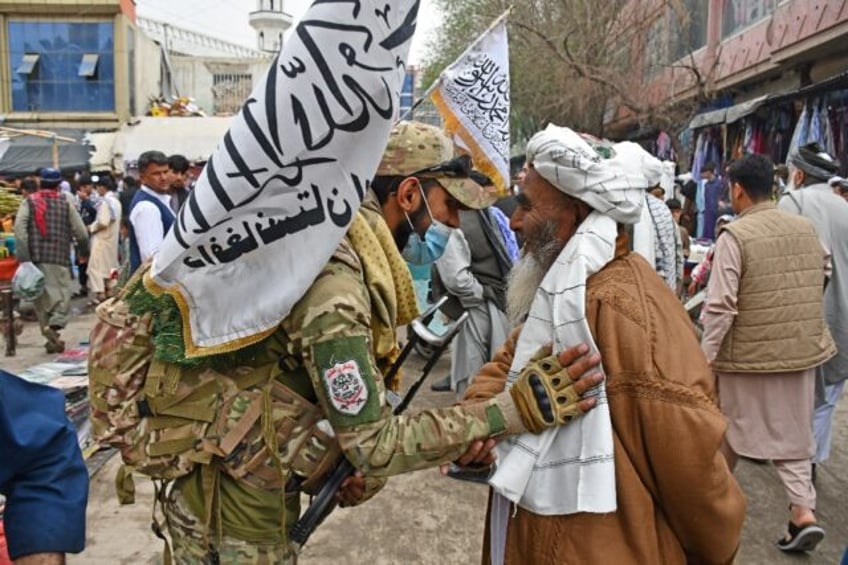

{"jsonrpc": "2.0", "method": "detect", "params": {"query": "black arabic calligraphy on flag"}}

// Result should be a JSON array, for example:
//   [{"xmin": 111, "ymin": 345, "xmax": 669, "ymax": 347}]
[
  {"xmin": 147, "ymin": 0, "xmax": 420, "ymax": 356},
  {"xmin": 431, "ymin": 18, "xmax": 510, "ymax": 195}
]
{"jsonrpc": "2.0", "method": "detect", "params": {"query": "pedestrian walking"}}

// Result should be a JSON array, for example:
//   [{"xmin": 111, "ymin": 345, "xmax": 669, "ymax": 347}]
[
  {"xmin": 13, "ymin": 168, "xmax": 89, "ymax": 353},
  {"xmin": 779, "ymin": 143, "xmax": 848, "ymax": 479},
  {"xmin": 87, "ymin": 176, "xmax": 121, "ymax": 303},
  {"xmin": 701, "ymin": 153, "xmax": 835, "ymax": 553}
]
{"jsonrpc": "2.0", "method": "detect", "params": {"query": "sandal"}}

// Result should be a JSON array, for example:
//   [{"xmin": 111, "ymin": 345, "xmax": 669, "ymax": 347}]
[{"xmin": 777, "ymin": 521, "xmax": 825, "ymax": 552}]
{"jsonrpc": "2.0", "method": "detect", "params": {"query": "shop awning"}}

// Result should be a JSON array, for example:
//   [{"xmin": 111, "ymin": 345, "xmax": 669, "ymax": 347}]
[
  {"xmin": 725, "ymin": 94, "xmax": 770, "ymax": 124},
  {"xmin": 767, "ymin": 69, "xmax": 848, "ymax": 105},
  {"xmin": 113, "ymin": 116, "xmax": 235, "ymax": 164},
  {"xmin": 689, "ymin": 70, "xmax": 848, "ymax": 131},
  {"xmin": 688, "ymin": 107, "xmax": 727, "ymax": 130},
  {"xmin": 688, "ymin": 94, "xmax": 770, "ymax": 130},
  {"xmin": 0, "ymin": 128, "xmax": 90, "ymax": 175}
]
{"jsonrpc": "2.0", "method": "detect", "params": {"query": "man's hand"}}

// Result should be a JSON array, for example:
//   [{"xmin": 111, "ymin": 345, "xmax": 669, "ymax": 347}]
[
  {"xmin": 510, "ymin": 343, "xmax": 603, "ymax": 434},
  {"xmin": 440, "ymin": 438, "xmax": 497, "ymax": 475},
  {"xmin": 687, "ymin": 280, "xmax": 699, "ymax": 296},
  {"xmin": 337, "ymin": 470, "xmax": 366, "ymax": 508}
]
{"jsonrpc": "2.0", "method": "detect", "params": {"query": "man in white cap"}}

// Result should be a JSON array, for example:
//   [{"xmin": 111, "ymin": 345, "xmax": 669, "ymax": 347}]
[
  {"xmin": 462, "ymin": 125, "xmax": 745, "ymax": 564},
  {"xmin": 829, "ymin": 175, "xmax": 848, "ymax": 201},
  {"xmin": 779, "ymin": 143, "xmax": 848, "ymax": 489}
]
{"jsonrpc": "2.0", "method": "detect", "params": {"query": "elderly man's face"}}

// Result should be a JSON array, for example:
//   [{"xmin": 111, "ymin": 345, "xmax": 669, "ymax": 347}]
[
  {"xmin": 505, "ymin": 165, "xmax": 586, "ymax": 325},
  {"xmin": 510, "ymin": 165, "xmax": 581, "ymax": 265}
]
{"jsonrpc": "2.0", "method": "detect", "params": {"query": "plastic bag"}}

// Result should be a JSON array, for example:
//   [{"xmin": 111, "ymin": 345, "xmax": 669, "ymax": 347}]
[{"xmin": 12, "ymin": 261, "xmax": 45, "ymax": 300}]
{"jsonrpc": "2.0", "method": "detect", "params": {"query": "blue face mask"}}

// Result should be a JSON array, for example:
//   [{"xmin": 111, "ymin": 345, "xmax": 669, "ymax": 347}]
[{"xmin": 400, "ymin": 189, "xmax": 453, "ymax": 265}]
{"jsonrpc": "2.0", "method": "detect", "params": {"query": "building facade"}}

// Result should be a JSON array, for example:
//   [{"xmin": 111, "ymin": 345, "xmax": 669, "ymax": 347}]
[
  {"xmin": 249, "ymin": 0, "xmax": 293, "ymax": 54},
  {"xmin": 0, "ymin": 0, "xmax": 160, "ymax": 130},
  {"xmin": 607, "ymin": 0, "xmax": 848, "ymax": 135}
]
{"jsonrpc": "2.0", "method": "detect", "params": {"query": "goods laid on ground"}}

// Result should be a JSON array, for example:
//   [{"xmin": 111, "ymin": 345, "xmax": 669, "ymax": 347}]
[{"xmin": 15, "ymin": 347, "xmax": 94, "ymax": 457}]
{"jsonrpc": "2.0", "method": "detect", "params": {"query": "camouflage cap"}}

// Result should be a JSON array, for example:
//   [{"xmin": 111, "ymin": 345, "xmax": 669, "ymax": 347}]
[{"xmin": 376, "ymin": 121, "xmax": 497, "ymax": 210}]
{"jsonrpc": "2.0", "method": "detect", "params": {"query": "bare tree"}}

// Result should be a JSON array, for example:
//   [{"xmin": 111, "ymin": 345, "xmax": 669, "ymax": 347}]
[{"xmin": 424, "ymin": 0, "xmax": 717, "ymax": 153}]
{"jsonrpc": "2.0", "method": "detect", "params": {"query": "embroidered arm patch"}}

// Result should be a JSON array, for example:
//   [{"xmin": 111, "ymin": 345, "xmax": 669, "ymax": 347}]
[{"xmin": 311, "ymin": 335, "xmax": 380, "ymax": 426}]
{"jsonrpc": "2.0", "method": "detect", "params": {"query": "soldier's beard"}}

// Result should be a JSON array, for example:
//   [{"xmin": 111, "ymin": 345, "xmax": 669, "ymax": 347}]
[{"xmin": 506, "ymin": 222, "xmax": 565, "ymax": 326}]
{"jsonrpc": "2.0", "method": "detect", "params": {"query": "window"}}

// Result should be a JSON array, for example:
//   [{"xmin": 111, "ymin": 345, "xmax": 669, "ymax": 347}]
[
  {"xmin": 670, "ymin": 0, "xmax": 708, "ymax": 61},
  {"xmin": 78, "ymin": 53, "xmax": 99, "ymax": 77},
  {"xmin": 16, "ymin": 53, "xmax": 39, "ymax": 75},
  {"xmin": 8, "ymin": 20, "xmax": 115, "ymax": 112},
  {"xmin": 722, "ymin": 0, "xmax": 777, "ymax": 38},
  {"xmin": 643, "ymin": 18, "xmax": 669, "ymax": 79},
  {"xmin": 212, "ymin": 73, "xmax": 253, "ymax": 115}
]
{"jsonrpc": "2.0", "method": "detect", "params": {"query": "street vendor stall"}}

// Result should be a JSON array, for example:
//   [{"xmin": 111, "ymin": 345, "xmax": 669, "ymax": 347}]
[
  {"xmin": 0, "ymin": 191, "xmax": 21, "ymax": 356},
  {"xmin": 0, "ymin": 127, "xmax": 87, "ymax": 175}
]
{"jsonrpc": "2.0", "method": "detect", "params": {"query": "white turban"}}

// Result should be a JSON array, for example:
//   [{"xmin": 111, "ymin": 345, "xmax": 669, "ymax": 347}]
[{"xmin": 526, "ymin": 125, "xmax": 664, "ymax": 224}]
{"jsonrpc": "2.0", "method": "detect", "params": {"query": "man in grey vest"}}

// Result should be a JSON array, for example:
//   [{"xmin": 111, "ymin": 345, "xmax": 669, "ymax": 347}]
[
  {"xmin": 701, "ymin": 153, "xmax": 834, "ymax": 554},
  {"xmin": 431, "ymin": 206, "xmax": 516, "ymax": 397},
  {"xmin": 14, "ymin": 168, "xmax": 89, "ymax": 353},
  {"xmin": 778, "ymin": 143, "xmax": 848, "ymax": 482}
]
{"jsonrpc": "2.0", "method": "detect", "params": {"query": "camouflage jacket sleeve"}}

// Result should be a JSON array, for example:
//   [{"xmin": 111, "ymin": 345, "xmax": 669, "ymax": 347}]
[{"xmin": 282, "ymin": 243, "xmax": 516, "ymax": 477}]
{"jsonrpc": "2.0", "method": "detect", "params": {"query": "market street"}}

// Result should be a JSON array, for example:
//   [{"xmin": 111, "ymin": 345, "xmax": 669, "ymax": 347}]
[{"xmin": 4, "ymin": 301, "xmax": 845, "ymax": 564}]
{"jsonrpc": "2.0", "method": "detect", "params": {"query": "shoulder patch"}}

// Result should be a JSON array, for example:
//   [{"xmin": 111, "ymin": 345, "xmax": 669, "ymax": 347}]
[
  {"xmin": 323, "ymin": 360, "xmax": 368, "ymax": 415},
  {"xmin": 311, "ymin": 335, "xmax": 380, "ymax": 425}
]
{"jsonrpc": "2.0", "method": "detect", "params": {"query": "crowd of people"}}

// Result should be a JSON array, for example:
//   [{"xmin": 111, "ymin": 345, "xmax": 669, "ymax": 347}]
[
  {"xmin": 0, "ymin": 120, "xmax": 845, "ymax": 565},
  {"xmin": 1, "ymin": 152, "xmax": 195, "ymax": 353}
]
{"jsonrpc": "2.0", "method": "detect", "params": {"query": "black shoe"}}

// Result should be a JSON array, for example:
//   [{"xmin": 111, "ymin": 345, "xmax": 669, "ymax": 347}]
[
  {"xmin": 430, "ymin": 376, "xmax": 451, "ymax": 392},
  {"xmin": 777, "ymin": 521, "xmax": 825, "ymax": 553}
]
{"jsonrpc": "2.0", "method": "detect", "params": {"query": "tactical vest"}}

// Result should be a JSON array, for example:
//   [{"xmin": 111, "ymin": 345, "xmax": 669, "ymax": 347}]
[
  {"xmin": 713, "ymin": 202, "xmax": 836, "ymax": 373},
  {"xmin": 26, "ymin": 192, "xmax": 72, "ymax": 265},
  {"xmin": 88, "ymin": 266, "xmax": 340, "ymax": 501}
]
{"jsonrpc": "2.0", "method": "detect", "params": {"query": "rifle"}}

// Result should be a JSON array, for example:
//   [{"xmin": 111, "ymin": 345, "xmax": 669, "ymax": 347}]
[{"xmin": 288, "ymin": 297, "xmax": 468, "ymax": 551}]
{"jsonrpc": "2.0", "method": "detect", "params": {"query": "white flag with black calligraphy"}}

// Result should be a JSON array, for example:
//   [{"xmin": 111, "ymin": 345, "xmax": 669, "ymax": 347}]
[
  {"xmin": 147, "ymin": 0, "xmax": 420, "ymax": 357},
  {"xmin": 431, "ymin": 12, "xmax": 510, "ymax": 196}
]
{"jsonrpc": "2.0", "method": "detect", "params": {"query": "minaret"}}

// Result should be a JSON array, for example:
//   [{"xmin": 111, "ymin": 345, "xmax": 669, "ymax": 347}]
[{"xmin": 249, "ymin": 0, "xmax": 293, "ymax": 54}]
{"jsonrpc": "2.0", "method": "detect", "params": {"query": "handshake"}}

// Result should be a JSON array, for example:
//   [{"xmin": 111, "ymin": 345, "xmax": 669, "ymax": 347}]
[
  {"xmin": 449, "ymin": 343, "xmax": 604, "ymax": 472},
  {"xmin": 508, "ymin": 343, "xmax": 604, "ymax": 434}
]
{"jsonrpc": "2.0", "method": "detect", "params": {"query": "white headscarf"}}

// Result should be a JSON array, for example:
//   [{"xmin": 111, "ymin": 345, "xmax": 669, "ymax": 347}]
[{"xmin": 490, "ymin": 125, "xmax": 662, "ymax": 562}]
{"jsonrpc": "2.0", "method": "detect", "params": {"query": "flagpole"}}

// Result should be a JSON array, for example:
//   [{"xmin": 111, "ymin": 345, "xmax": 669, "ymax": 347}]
[{"xmin": 398, "ymin": 6, "xmax": 512, "ymax": 122}]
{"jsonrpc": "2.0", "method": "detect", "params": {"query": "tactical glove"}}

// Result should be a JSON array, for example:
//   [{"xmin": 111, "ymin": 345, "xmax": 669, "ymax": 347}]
[{"xmin": 509, "ymin": 346, "xmax": 584, "ymax": 434}]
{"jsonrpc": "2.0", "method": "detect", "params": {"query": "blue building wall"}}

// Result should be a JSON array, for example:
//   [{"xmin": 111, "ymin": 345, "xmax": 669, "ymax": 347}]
[{"xmin": 9, "ymin": 20, "xmax": 115, "ymax": 112}]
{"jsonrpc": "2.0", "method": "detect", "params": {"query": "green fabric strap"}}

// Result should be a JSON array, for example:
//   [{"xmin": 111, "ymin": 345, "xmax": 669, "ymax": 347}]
[
  {"xmin": 233, "ymin": 362, "xmax": 278, "ymax": 391},
  {"xmin": 153, "ymin": 399, "xmax": 216, "ymax": 423},
  {"xmin": 148, "ymin": 437, "xmax": 198, "ymax": 457},
  {"xmin": 145, "ymin": 414, "xmax": 195, "ymax": 431},
  {"xmin": 115, "ymin": 464, "xmax": 136, "ymax": 505},
  {"xmin": 485, "ymin": 403, "xmax": 507, "ymax": 435}
]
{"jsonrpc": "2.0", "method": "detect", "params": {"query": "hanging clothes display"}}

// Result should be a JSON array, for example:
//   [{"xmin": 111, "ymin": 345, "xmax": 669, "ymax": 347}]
[{"xmin": 789, "ymin": 102, "xmax": 810, "ymax": 156}]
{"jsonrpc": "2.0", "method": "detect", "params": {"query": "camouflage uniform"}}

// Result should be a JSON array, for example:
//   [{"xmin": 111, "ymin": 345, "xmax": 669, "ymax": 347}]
[
  {"xmin": 164, "ymin": 122, "xmax": 511, "ymax": 562},
  {"xmin": 167, "ymin": 489, "xmax": 297, "ymax": 565}
]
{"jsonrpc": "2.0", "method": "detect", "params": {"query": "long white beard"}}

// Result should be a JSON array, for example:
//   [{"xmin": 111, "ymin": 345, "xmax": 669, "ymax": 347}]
[
  {"xmin": 506, "ymin": 242, "xmax": 565, "ymax": 326},
  {"xmin": 506, "ymin": 254, "xmax": 544, "ymax": 326}
]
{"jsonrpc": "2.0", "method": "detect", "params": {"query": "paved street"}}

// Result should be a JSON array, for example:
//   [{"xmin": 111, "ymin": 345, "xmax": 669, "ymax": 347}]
[{"xmin": 5, "ymin": 304, "xmax": 846, "ymax": 564}]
